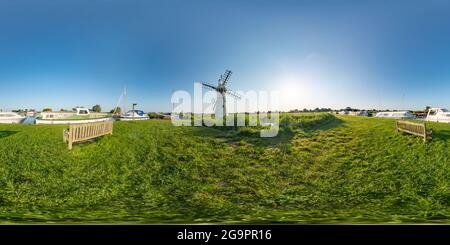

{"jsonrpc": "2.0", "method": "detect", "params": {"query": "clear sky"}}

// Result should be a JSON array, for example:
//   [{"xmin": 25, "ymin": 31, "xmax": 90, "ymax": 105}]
[{"xmin": 1, "ymin": 0, "xmax": 450, "ymax": 112}]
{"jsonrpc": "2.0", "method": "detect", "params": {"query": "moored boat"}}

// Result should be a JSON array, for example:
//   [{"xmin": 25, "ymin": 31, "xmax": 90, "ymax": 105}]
[
  {"xmin": 424, "ymin": 108, "xmax": 450, "ymax": 123},
  {"xmin": 118, "ymin": 110, "xmax": 149, "ymax": 121},
  {"xmin": 0, "ymin": 112, "xmax": 27, "ymax": 124},
  {"xmin": 375, "ymin": 111, "xmax": 416, "ymax": 119},
  {"xmin": 35, "ymin": 117, "xmax": 112, "ymax": 124},
  {"xmin": 35, "ymin": 107, "xmax": 111, "ymax": 124}
]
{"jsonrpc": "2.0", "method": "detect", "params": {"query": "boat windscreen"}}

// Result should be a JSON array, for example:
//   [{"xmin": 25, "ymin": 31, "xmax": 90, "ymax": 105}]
[{"xmin": 135, "ymin": 110, "xmax": 145, "ymax": 116}]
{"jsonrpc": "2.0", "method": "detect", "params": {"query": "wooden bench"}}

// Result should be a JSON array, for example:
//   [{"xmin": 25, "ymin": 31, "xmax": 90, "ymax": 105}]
[
  {"xmin": 63, "ymin": 121, "xmax": 113, "ymax": 150},
  {"xmin": 396, "ymin": 120, "xmax": 432, "ymax": 142}
]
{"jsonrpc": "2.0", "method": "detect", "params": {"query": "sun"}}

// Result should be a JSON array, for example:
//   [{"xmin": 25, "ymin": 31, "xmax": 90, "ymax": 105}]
[
  {"xmin": 280, "ymin": 80, "xmax": 302, "ymax": 99},
  {"xmin": 275, "ymin": 74, "xmax": 307, "ymax": 110}
]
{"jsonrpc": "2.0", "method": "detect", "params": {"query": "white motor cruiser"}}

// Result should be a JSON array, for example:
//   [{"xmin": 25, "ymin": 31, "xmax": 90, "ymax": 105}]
[
  {"xmin": 119, "ymin": 110, "xmax": 149, "ymax": 121},
  {"xmin": 375, "ymin": 111, "xmax": 416, "ymax": 119},
  {"xmin": 425, "ymin": 108, "xmax": 450, "ymax": 123}
]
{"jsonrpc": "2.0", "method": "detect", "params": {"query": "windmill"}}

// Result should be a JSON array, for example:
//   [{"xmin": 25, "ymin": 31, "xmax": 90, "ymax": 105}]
[{"xmin": 202, "ymin": 70, "xmax": 241, "ymax": 117}]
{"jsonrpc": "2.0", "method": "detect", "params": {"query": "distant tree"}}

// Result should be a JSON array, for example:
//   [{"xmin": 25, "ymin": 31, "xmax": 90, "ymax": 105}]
[
  {"xmin": 425, "ymin": 106, "xmax": 431, "ymax": 112},
  {"xmin": 147, "ymin": 112, "xmax": 159, "ymax": 119},
  {"xmin": 92, "ymin": 104, "xmax": 102, "ymax": 113},
  {"xmin": 110, "ymin": 107, "xmax": 121, "ymax": 115},
  {"xmin": 60, "ymin": 108, "xmax": 65, "ymax": 112},
  {"xmin": 43, "ymin": 108, "xmax": 52, "ymax": 112},
  {"xmin": 319, "ymin": 108, "xmax": 332, "ymax": 112}
]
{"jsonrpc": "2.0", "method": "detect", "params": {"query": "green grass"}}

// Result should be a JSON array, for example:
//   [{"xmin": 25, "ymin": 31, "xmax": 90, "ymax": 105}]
[{"xmin": 0, "ymin": 113, "xmax": 449, "ymax": 223}]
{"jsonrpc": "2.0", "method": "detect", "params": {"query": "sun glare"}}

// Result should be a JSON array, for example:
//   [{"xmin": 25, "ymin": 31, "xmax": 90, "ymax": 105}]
[
  {"xmin": 278, "ymin": 74, "xmax": 303, "ymax": 99},
  {"xmin": 280, "ymin": 82, "xmax": 301, "ymax": 99}
]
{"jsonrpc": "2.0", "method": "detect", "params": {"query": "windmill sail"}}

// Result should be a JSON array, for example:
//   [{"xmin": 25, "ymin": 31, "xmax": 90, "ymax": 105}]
[
  {"xmin": 201, "ymin": 82, "xmax": 218, "ymax": 90},
  {"xmin": 225, "ymin": 89, "xmax": 241, "ymax": 99},
  {"xmin": 220, "ymin": 70, "xmax": 232, "ymax": 86}
]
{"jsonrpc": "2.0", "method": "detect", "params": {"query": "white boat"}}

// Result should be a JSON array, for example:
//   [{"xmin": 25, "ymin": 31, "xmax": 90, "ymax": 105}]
[
  {"xmin": 35, "ymin": 117, "xmax": 112, "ymax": 125},
  {"xmin": 119, "ymin": 110, "xmax": 149, "ymax": 121},
  {"xmin": 35, "ymin": 107, "xmax": 111, "ymax": 124},
  {"xmin": 375, "ymin": 111, "xmax": 416, "ymax": 119},
  {"xmin": 0, "ymin": 112, "xmax": 27, "ymax": 124},
  {"xmin": 425, "ymin": 108, "xmax": 450, "ymax": 123}
]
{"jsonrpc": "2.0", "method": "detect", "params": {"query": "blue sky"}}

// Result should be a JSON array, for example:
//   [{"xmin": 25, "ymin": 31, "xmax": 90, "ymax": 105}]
[{"xmin": 1, "ymin": 0, "xmax": 450, "ymax": 112}]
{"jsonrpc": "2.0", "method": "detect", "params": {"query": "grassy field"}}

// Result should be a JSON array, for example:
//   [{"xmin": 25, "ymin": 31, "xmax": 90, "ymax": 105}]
[{"xmin": 0, "ymin": 113, "xmax": 449, "ymax": 223}]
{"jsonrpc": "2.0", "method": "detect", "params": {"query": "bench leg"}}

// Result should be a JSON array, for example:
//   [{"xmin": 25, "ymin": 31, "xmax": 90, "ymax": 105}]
[{"xmin": 68, "ymin": 141, "xmax": 73, "ymax": 150}]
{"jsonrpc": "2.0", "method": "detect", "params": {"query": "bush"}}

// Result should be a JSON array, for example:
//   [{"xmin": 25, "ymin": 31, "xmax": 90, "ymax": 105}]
[
  {"xmin": 92, "ymin": 105, "xmax": 102, "ymax": 113},
  {"xmin": 110, "ymin": 107, "xmax": 121, "ymax": 114}
]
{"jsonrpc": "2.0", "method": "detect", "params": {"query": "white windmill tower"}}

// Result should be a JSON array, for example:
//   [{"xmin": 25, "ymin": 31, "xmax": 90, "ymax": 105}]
[{"xmin": 201, "ymin": 70, "xmax": 241, "ymax": 118}]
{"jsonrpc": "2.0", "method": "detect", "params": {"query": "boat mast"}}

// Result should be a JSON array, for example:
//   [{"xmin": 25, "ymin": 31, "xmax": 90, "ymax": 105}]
[
  {"xmin": 113, "ymin": 86, "xmax": 127, "ymax": 115},
  {"xmin": 132, "ymin": 103, "xmax": 137, "ymax": 121},
  {"xmin": 123, "ymin": 86, "xmax": 127, "ymax": 115}
]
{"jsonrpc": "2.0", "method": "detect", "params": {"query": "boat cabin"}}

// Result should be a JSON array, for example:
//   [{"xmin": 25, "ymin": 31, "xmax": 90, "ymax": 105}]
[
  {"xmin": 75, "ymin": 107, "xmax": 90, "ymax": 115},
  {"xmin": 40, "ymin": 107, "xmax": 90, "ymax": 119}
]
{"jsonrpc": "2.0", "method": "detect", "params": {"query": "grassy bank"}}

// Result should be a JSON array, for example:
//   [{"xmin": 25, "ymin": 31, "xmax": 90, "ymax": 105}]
[{"xmin": 0, "ymin": 113, "xmax": 449, "ymax": 223}]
